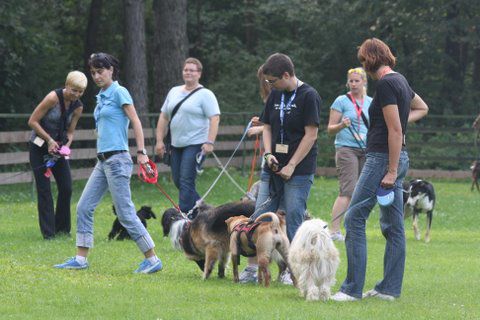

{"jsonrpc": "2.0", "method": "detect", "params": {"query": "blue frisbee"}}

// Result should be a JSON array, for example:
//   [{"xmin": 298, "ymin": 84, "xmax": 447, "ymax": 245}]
[{"xmin": 376, "ymin": 186, "xmax": 395, "ymax": 207}]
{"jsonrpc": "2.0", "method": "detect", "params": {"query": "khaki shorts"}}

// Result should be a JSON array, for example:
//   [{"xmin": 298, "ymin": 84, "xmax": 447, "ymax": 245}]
[{"xmin": 335, "ymin": 146, "xmax": 366, "ymax": 197}]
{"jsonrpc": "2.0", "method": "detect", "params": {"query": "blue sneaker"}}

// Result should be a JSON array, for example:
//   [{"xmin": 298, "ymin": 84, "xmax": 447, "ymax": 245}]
[
  {"xmin": 54, "ymin": 257, "xmax": 88, "ymax": 270},
  {"xmin": 134, "ymin": 259, "xmax": 163, "ymax": 274}
]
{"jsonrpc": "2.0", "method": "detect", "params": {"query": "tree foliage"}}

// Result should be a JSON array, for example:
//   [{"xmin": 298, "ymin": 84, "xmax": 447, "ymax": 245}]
[{"xmin": 0, "ymin": 0, "xmax": 479, "ymax": 118}]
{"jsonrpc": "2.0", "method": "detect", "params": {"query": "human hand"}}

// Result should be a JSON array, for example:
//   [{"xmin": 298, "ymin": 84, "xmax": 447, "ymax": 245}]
[
  {"xmin": 276, "ymin": 163, "xmax": 295, "ymax": 180},
  {"xmin": 155, "ymin": 141, "xmax": 165, "ymax": 158},
  {"xmin": 47, "ymin": 139, "xmax": 59, "ymax": 154},
  {"xmin": 341, "ymin": 117, "xmax": 351, "ymax": 128},
  {"xmin": 251, "ymin": 116, "xmax": 263, "ymax": 127},
  {"xmin": 137, "ymin": 154, "xmax": 149, "ymax": 165},
  {"xmin": 380, "ymin": 170, "xmax": 397, "ymax": 189},
  {"xmin": 265, "ymin": 154, "xmax": 279, "ymax": 172},
  {"xmin": 202, "ymin": 143, "xmax": 214, "ymax": 154}
]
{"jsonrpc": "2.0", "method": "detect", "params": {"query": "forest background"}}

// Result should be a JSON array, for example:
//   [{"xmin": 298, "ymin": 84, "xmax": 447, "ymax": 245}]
[{"xmin": 1, "ymin": 0, "xmax": 479, "ymax": 119}]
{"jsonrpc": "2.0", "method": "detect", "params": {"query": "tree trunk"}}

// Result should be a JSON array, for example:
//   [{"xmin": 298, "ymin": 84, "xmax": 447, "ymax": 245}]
[
  {"xmin": 83, "ymin": 0, "xmax": 103, "ymax": 108},
  {"xmin": 473, "ymin": 46, "xmax": 480, "ymax": 114},
  {"xmin": 244, "ymin": 0, "xmax": 256, "ymax": 54},
  {"xmin": 123, "ymin": 0, "xmax": 149, "ymax": 126},
  {"xmin": 441, "ymin": 2, "xmax": 469, "ymax": 114},
  {"xmin": 152, "ymin": 0, "xmax": 188, "ymax": 112}
]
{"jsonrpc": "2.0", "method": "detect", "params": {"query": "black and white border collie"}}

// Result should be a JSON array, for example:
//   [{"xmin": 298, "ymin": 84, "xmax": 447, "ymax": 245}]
[{"xmin": 402, "ymin": 179, "xmax": 436, "ymax": 243}]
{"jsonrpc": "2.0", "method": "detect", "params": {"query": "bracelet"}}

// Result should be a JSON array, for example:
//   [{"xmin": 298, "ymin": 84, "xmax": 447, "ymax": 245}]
[
  {"xmin": 47, "ymin": 138, "xmax": 54, "ymax": 145},
  {"xmin": 204, "ymin": 140, "xmax": 214, "ymax": 145},
  {"xmin": 263, "ymin": 152, "xmax": 272, "ymax": 162}
]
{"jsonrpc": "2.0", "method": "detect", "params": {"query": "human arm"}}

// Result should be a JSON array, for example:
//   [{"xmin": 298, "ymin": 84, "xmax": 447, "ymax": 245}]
[
  {"xmin": 123, "ymin": 104, "xmax": 148, "ymax": 164},
  {"xmin": 327, "ymin": 109, "xmax": 350, "ymax": 135},
  {"xmin": 262, "ymin": 124, "xmax": 280, "ymax": 171},
  {"xmin": 408, "ymin": 94, "xmax": 428, "ymax": 123},
  {"xmin": 155, "ymin": 112, "xmax": 169, "ymax": 157},
  {"xmin": 277, "ymin": 125, "xmax": 318, "ymax": 180},
  {"xmin": 27, "ymin": 91, "xmax": 60, "ymax": 153},
  {"xmin": 65, "ymin": 106, "xmax": 83, "ymax": 148},
  {"xmin": 202, "ymin": 114, "xmax": 220, "ymax": 154},
  {"xmin": 381, "ymin": 105, "xmax": 403, "ymax": 188},
  {"xmin": 247, "ymin": 116, "xmax": 264, "ymax": 137}
]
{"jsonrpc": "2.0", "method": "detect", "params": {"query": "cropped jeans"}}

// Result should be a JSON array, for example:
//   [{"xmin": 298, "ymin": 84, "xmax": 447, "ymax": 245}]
[
  {"xmin": 340, "ymin": 151, "xmax": 409, "ymax": 298},
  {"xmin": 76, "ymin": 152, "xmax": 155, "ymax": 253},
  {"xmin": 250, "ymin": 169, "xmax": 313, "ymax": 241},
  {"xmin": 171, "ymin": 144, "xmax": 202, "ymax": 214}
]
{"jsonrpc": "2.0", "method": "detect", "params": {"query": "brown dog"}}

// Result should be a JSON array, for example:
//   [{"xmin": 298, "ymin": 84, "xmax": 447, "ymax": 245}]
[
  {"xmin": 226, "ymin": 211, "xmax": 291, "ymax": 287},
  {"xmin": 471, "ymin": 160, "xmax": 480, "ymax": 192},
  {"xmin": 161, "ymin": 200, "xmax": 256, "ymax": 280}
]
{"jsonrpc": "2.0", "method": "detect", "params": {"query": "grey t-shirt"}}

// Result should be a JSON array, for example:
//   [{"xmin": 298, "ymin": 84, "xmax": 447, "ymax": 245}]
[{"xmin": 161, "ymin": 86, "xmax": 220, "ymax": 148}]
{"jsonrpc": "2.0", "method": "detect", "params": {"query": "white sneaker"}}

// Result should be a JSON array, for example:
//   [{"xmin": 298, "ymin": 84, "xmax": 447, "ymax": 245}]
[
  {"xmin": 239, "ymin": 265, "xmax": 258, "ymax": 283},
  {"xmin": 279, "ymin": 270, "xmax": 293, "ymax": 285},
  {"xmin": 330, "ymin": 231, "xmax": 345, "ymax": 242},
  {"xmin": 363, "ymin": 289, "xmax": 395, "ymax": 301},
  {"xmin": 330, "ymin": 291, "xmax": 359, "ymax": 302}
]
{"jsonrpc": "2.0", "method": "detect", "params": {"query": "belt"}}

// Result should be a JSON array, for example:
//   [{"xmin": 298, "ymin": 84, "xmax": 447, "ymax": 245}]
[{"xmin": 97, "ymin": 150, "xmax": 127, "ymax": 161}]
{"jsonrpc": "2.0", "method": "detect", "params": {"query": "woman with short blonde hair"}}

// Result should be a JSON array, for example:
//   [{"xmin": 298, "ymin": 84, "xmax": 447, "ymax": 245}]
[{"xmin": 28, "ymin": 70, "xmax": 87, "ymax": 239}]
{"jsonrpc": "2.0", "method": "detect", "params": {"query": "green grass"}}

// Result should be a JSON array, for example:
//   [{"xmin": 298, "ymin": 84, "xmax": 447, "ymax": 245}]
[{"xmin": 0, "ymin": 169, "xmax": 479, "ymax": 319}]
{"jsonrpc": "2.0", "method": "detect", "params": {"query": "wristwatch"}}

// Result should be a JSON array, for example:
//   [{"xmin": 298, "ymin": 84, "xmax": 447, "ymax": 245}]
[{"xmin": 137, "ymin": 148, "xmax": 147, "ymax": 155}]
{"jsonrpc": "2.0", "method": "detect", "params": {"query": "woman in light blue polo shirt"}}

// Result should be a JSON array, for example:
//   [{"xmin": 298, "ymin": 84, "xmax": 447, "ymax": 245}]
[
  {"xmin": 327, "ymin": 67, "xmax": 372, "ymax": 241},
  {"xmin": 55, "ymin": 53, "xmax": 163, "ymax": 274}
]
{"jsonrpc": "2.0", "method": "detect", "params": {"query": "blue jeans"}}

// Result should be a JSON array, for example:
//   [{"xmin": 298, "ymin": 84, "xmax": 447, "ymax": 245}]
[
  {"xmin": 251, "ymin": 170, "xmax": 313, "ymax": 241},
  {"xmin": 340, "ymin": 151, "xmax": 409, "ymax": 298},
  {"xmin": 171, "ymin": 144, "xmax": 202, "ymax": 213},
  {"xmin": 76, "ymin": 152, "xmax": 155, "ymax": 253}
]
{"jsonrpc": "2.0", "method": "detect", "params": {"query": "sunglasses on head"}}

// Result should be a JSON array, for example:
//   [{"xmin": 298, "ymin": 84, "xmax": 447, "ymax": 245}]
[
  {"xmin": 90, "ymin": 53, "xmax": 111, "ymax": 66},
  {"xmin": 348, "ymin": 68, "xmax": 365, "ymax": 74}
]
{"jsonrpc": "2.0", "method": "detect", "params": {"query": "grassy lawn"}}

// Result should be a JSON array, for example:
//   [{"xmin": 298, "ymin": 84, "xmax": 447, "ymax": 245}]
[{"xmin": 0, "ymin": 169, "xmax": 479, "ymax": 319}]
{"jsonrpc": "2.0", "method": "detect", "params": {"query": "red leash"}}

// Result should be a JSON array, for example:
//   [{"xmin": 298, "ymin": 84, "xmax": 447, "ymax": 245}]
[
  {"xmin": 138, "ymin": 160, "xmax": 181, "ymax": 212},
  {"xmin": 247, "ymin": 135, "xmax": 261, "ymax": 192}
]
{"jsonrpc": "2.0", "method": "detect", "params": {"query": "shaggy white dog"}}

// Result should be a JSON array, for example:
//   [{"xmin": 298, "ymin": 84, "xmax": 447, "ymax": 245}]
[{"xmin": 289, "ymin": 219, "xmax": 340, "ymax": 301}]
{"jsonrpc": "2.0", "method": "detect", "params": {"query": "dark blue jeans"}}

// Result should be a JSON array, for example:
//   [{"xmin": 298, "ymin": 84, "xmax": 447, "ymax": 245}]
[
  {"xmin": 340, "ymin": 151, "xmax": 409, "ymax": 298},
  {"xmin": 171, "ymin": 144, "xmax": 202, "ymax": 213},
  {"xmin": 250, "ymin": 170, "xmax": 314, "ymax": 241}
]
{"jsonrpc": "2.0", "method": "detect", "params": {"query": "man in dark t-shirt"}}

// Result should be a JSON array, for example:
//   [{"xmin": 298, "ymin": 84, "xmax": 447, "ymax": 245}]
[{"xmin": 254, "ymin": 53, "xmax": 321, "ymax": 244}]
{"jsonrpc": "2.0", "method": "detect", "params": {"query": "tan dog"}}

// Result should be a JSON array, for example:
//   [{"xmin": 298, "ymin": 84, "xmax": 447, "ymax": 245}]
[{"xmin": 226, "ymin": 211, "xmax": 291, "ymax": 287}]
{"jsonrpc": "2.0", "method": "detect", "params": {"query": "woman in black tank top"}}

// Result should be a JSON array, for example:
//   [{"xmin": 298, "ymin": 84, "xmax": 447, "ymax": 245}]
[{"xmin": 27, "ymin": 71, "xmax": 87, "ymax": 239}]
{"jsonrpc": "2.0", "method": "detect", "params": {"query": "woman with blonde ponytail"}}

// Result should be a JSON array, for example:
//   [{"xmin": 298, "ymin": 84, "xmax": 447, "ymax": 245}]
[{"xmin": 327, "ymin": 67, "xmax": 372, "ymax": 241}]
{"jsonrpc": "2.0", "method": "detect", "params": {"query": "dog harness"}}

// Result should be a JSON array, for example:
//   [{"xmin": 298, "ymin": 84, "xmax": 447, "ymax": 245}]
[{"xmin": 232, "ymin": 221, "xmax": 262, "ymax": 257}]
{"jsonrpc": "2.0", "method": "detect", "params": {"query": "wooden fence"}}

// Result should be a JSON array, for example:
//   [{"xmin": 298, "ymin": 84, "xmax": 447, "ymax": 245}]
[{"xmin": 0, "ymin": 113, "xmax": 478, "ymax": 185}]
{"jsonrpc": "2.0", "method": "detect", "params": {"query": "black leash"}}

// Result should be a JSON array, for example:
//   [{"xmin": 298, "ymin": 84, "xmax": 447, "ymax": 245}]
[{"xmin": 347, "ymin": 125, "xmax": 366, "ymax": 152}]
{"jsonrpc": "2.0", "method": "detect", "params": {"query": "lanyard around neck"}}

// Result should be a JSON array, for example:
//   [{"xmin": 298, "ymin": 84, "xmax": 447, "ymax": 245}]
[
  {"xmin": 347, "ymin": 93, "xmax": 364, "ymax": 132},
  {"xmin": 279, "ymin": 80, "xmax": 299, "ymax": 144}
]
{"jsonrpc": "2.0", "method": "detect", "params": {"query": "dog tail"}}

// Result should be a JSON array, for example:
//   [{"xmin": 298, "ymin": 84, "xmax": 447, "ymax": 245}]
[
  {"xmin": 209, "ymin": 200, "xmax": 256, "ymax": 232},
  {"xmin": 254, "ymin": 212, "xmax": 281, "ymax": 229}
]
